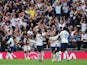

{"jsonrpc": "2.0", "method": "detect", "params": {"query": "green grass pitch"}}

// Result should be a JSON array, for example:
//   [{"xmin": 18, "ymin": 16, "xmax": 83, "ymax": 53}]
[{"xmin": 0, "ymin": 59, "xmax": 87, "ymax": 65}]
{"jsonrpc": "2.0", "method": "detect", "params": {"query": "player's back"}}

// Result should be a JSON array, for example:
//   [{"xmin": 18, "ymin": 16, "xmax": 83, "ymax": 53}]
[
  {"xmin": 59, "ymin": 30, "xmax": 69, "ymax": 43},
  {"xmin": 36, "ymin": 33, "xmax": 43, "ymax": 46},
  {"xmin": 7, "ymin": 37, "xmax": 15, "ymax": 47}
]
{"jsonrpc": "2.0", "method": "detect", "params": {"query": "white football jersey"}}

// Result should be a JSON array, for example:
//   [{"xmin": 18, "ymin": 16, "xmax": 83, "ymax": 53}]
[
  {"xmin": 49, "ymin": 35, "xmax": 59, "ymax": 47},
  {"xmin": 59, "ymin": 30, "xmax": 69, "ymax": 43},
  {"xmin": 56, "ymin": 39, "xmax": 61, "ymax": 47},
  {"xmin": 29, "ymin": 39, "xmax": 36, "ymax": 47},
  {"xmin": 7, "ymin": 37, "xmax": 15, "ymax": 47},
  {"xmin": 36, "ymin": 33, "xmax": 43, "ymax": 46}
]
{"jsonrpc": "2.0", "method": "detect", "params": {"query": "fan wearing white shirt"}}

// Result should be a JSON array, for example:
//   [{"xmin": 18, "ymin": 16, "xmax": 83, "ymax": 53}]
[
  {"xmin": 55, "ymin": 2, "xmax": 62, "ymax": 20},
  {"xmin": 80, "ymin": 19, "xmax": 87, "ymax": 32},
  {"xmin": 36, "ymin": 29, "xmax": 44, "ymax": 62},
  {"xmin": 59, "ymin": 27, "xmax": 70, "ymax": 61},
  {"xmin": 27, "ymin": 27, "xmax": 34, "ymax": 37}
]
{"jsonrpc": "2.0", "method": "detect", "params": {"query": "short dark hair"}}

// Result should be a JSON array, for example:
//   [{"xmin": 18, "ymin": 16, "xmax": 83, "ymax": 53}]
[{"xmin": 63, "ymin": 27, "xmax": 67, "ymax": 30}]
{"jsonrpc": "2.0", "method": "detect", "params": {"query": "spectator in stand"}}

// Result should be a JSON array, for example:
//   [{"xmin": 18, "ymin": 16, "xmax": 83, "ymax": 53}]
[
  {"xmin": 55, "ymin": 2, "xmax": 62, "ymax": 20},
  {"xmin": 0, "ymin": 0, "xmax": 87, "ymax": 52},
  {"xmin": 80, "ymin": 19, "xmax": 87, "ymax": 33},
  {"xmin": 62, "ymin": 3, "xmax": 69, "ymax": 19}
]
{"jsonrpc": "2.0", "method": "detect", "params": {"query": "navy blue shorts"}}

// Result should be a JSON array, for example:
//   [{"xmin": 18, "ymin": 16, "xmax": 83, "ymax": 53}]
[
  {"xmin": 61, "ymin": 43, "xmax": 67, "ymax": 51},
  {"xmin": 37, "ymin": 45, "xmax": 44, "ymax": 52},
  {"xmin": 51, "ymin": 47, "xmax": 56, "ymax": 52},
  {"xmin": 7, "ymin": 46, "xmax": 17, "ymax": 53},
  {"xmin": 56, "ymin": 47, "xmax": 60, "ymax": 52},
  {"xmin": 7, "ymin": 47, "xmax": 12, "ymax": 53}
]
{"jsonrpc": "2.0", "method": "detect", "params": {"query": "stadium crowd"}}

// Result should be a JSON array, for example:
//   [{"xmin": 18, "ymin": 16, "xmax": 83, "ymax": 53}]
[{"xmin": 0, "ymin": 0, "xmax": 87, "ymax": 52}]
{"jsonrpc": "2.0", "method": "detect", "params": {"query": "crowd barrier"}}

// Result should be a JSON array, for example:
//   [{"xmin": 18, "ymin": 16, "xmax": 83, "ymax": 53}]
[{"xmin": 0, "ymin": 52, "xmax": 87, "ymax": 59}]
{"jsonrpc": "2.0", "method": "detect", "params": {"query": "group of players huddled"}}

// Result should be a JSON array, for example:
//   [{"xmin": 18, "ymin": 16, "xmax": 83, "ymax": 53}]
[{"xmin": 5, "ymin": 25, "xmax": 70, "ymax": 62}]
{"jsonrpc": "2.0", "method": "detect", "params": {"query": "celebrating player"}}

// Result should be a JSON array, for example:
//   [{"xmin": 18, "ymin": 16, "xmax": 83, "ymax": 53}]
[
  {"xmin": 35, "ymin": 29, "xmax": 44, "ymax": 62},
  {"xmin": 59, "ymin": 27, "xmax": 70, "ymax": 61},
  {"xmin": 5, "ymin": 36, "xmax": 16, "ymax": 59},
  {"xmin": 21, "ymin": 33, "xmax": 31, "ymax": 60}
]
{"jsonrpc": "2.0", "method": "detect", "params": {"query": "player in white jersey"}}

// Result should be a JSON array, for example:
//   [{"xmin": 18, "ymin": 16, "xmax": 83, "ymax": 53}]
[
  {"xmin": 55, "ymin": 32, "xmax": 62, "ymax": 62},
  {"xmin": 5, "ymin": 36, "xmax": 16, "ymax": 59},
  {"xmin": 49, "ymin": 32, "xmax": 59, "ymax": 61},
  {"xmin": 22, "ymin": 34, "xmax": 31, "ymax": 60},
  {"xmin": 36, "ymin": 29, "xmax": 44, "ymax": 61},
  {"xmin": 59, "ymin": 27, "xmax": 69, "ymax": 61}
]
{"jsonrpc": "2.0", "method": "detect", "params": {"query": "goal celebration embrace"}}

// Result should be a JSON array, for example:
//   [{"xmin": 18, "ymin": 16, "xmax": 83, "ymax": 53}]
[{"xmin": 0, "ymin": 0, "xmax": 87, "ymax": 65}]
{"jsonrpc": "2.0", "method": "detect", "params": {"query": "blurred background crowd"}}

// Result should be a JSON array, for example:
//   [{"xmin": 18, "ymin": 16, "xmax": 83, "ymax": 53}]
[{"xmin": 0, "ymin": 0, "xmax": 87, "ymax": 52}]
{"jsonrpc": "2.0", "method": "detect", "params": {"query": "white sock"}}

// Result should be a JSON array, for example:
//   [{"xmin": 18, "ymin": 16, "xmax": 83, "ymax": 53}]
[
  {"xmin": 38, "ymin": 52, "xmax": 41, "ymax": 60},
  {"xmin": 11, "ymin": 53, "xmax": 16, "ymax": 58},
  {"xmin": 41, "ymin": 51, "xmax": 44, "ymax": 61},
  {"xmin": 56, "ymin": 51, "xmax": 62, "ymax": 61},
  {"xmin": 9, "ymin": 53, "xmax": 13, "ymax": 59},
  {"xmin": 24, "ymin": 53, "xmax": 27, "ymax": 58},
  {"xmin": 28, "ymin": 52, "xmax": 30, "ymax": 57},
  {"xmin": 6, "ymin": 53, "xmax": 9, "ymax": 59},
  {"xmin": 58, "ymin": 51, "xmax": 62, "ymax": 61},
  {"xmin": 52, "ymin": 53, "xmax": 56, "ymax": 61},
  {"xmin": 64, "ymin": 51, "xmax": 69, "ymax": 60},
  {"xmin": 6, "ymin": 52, "xmax": 13, "ymax": 59}
]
